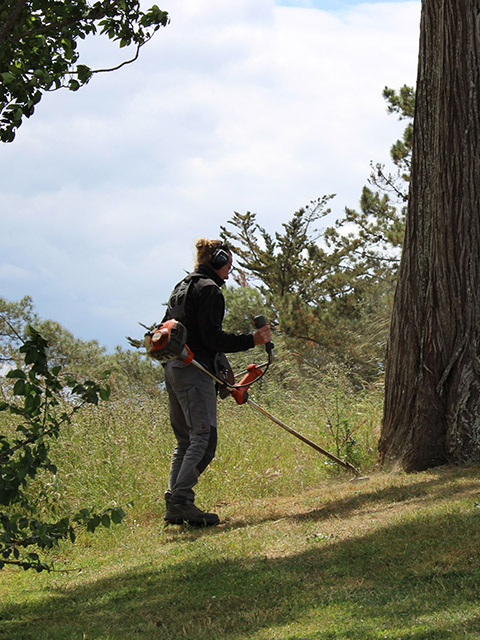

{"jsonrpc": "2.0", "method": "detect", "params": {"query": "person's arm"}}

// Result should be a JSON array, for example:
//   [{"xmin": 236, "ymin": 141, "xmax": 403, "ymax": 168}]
[{"xmin": 198, "ymin": 286, "xmax": 255, "ymax": 353}]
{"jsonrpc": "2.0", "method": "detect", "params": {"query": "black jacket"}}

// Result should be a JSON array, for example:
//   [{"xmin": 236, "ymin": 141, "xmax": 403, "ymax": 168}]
[{"xmin": 163, "ymin": 264, "xmax": 254, "ymax": 368}]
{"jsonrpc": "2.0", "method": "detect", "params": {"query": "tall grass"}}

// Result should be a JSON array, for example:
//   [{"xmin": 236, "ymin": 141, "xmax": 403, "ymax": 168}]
[{"xmin": 28, "ymin": 361, "xmax": 382, "ymax": 524}]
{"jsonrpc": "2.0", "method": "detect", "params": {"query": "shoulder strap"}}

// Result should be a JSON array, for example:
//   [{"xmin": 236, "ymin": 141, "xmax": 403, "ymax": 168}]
[
  {"xmin": 167, "ymin": 270, "xmax": 218, "ymax": 322},
  {"xmin": 166, "ymin": 274, "xmax": 194, "ymax": 322}
]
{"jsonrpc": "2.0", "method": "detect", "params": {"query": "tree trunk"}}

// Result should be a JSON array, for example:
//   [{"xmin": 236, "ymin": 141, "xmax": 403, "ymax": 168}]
[{"xmin": 379, "ymin": 0, "xmax": 480, "ymax": 471}]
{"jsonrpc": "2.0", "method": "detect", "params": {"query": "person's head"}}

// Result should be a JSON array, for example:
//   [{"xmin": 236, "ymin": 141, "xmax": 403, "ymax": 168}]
[{"xmin": 195, "ymin": 238, "xmax": 233, "ymax": 280}]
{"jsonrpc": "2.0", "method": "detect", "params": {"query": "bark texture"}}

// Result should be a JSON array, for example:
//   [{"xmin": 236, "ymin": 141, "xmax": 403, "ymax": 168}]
[{"xmin": 379, "ymin": 0, "xmax": 480, "ymax": 471}]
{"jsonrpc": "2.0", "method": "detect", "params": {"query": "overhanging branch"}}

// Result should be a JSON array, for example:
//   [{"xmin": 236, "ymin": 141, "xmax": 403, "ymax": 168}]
[{"xmin": 0, "ymin": 0, "xmax": 28, "ymax": 44}]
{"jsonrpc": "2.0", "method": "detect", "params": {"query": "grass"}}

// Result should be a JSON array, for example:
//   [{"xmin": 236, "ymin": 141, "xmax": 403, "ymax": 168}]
[
  {"xmin": 2, "ymin": 466, "xmax": 480, "ymax": 639},
  {"xmin": 18, "ymin": 366, "xmax": 381, "ymax": 520},
  {"xmin": 3, "ymin": 369, "xmax": 480, "ymax": 638}
]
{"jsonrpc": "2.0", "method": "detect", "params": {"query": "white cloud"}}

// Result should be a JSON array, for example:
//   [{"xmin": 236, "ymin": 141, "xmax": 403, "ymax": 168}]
[{"xmin": 0, "ymin": 0, "xmax": 421, "ymax": 349}]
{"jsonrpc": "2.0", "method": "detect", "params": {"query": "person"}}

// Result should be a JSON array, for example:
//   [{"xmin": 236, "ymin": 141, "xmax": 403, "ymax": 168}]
[{"xmin": 162, "ymin": 238, "xmax": 272, "ymax": 527}]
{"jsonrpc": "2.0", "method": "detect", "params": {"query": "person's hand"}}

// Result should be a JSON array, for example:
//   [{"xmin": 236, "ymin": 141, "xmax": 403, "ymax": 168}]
[{"xmin": 253, "ymin": 324, "xmax": 272, "ymax": 346}]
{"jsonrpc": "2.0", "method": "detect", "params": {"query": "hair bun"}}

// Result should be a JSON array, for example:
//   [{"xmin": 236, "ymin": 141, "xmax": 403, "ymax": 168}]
[
  {"xmin": 195, "ymin": 237, "xmax": 210, "ymax": 250},
  {"xmin": 194, "ymin": 238, "xmax": 227, "ymax": 268}
]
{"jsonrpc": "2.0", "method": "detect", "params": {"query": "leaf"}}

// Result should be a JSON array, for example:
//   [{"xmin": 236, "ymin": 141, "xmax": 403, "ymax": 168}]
[
  {"xmin": 6, "ymin": 369, "xmax": 26, "ymax": 380},
  {"xmin": 110, "ymin": 507, "xmax": 125, "ymax": 524},
  {"xmin": 23, "ymin": 348, "xmax": 38, "ymax": 365},
  {"xmin": 99, "ymin": 386, "xmax": 110, "ymax": 402},
  {"xmin": 24, "ymin": 393, "xmax": 39, "ymax": 412},
  {"xmin": 86, "ymin": 515, "xmax": 101, "ymax": 532},
  {"xmin": 13, "ymin": 379, "xmax": 26, "ymax": 396},
  {"xmin": 76, "ymin": 64, "xmax": 92, "ymax": 83},
  {"xmin": 74, "ymin": 508, "xmax": 91, "ymax": 522}
]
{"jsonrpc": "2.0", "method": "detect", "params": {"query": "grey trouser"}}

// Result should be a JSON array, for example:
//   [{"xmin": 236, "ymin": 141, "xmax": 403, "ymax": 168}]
[{"xmin": 164, "ymin": 361, "xmax": 217, "ymax": 504}]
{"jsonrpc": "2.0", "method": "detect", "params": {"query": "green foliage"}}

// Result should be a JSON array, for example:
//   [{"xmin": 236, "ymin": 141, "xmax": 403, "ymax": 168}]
[
  {"xmin": 0, "ymin": 295, "xmax": 37, "ymax": 366},
  {"xmin": 0, "ymin": 296, "xmax": 165, "ymax": 398},
  {"xmin": 221, "ymin": 86, "xmax": 415, "ymax": 380},
  {"xmin": 223, "ymin": 285, "xmax": 270, "ymax": 335},
  {"xmin": 221, "ymin": 196, "xmax": 336, "ymax": 306},
  {"xmin": 221, "ymin": 199, "xmax": 392, "ymax": 380},
  {"xmin": 369, "ymin": 84, "xmax": 415, "ymax": 205},
  {"xmin": 0, "ymin": 325, "xmax": 124, "ymax": 571},
  {"xmin": 108, "ymin": 344, "xmax": 165, "ymax": 396},
  {"xmin": 320, "ymin": 85, "xmax": 414, "ymax": 375},
  {"xmin": 324, "ymin": 85, "xmax": 415, "ymax": 287},
  {"xmin": 383, "ymin": 83, "xmax": 414, "ymax": 167},
  {"xmin": 0, "ymin": 0, "xmax": 169, "ymax": 142},
  {"xmin": 220, "ymin": 197, "xmax": 356, "ymax": 346}
]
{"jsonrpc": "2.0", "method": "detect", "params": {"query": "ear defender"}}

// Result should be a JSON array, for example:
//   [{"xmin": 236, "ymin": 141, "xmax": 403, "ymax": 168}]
[{"xmin": 210, "ymin": 245, "xmax": 230, "ymax": 269}]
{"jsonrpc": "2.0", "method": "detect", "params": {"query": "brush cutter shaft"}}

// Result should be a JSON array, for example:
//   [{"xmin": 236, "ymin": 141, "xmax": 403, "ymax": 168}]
[
  {"xmin": 190, "ymin": 358, "xmax": 229, "ymax": 387},
  {"xmin": 246, "ymin": 398, "xmax": 360, "ymax": 474},
  {"xmin": 235, "ymin": 362, "xmax": 269, "ymax": 377},
  {"xmin": 190, "ymin": 358, "xmax": 263, "ymax": 402},
  {"xmin": 189, "ymin": 355, "xmax": 360, "ymax": 475}
]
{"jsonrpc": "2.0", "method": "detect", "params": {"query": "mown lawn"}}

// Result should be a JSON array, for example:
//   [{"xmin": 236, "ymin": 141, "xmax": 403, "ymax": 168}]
[{"xmin": 2, "ymin": 465, "xmax": 480, "ymax": 639}]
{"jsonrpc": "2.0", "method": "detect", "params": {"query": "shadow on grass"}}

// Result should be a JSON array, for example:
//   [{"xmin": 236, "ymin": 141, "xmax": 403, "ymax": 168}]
[
  {"xmin": 2, "ymin": 468, "xmax": 480, "ymax": 640},
  {"xmin": 213, "ymin": 464, "xmax": 480, "ymax": 534},
  {"xmin": 294, "ymin": 465, "xmax": 480, "ymax": 523}
]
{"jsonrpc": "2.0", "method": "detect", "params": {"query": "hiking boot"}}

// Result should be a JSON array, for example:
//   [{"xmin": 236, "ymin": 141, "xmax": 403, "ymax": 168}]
[
  {"xmin": 165, "ymin": 491, "xmax": 193, "ymax": 506},
  {"xmin": 164, "ymin": 501, "xmax": 220, "ymax": 527}
]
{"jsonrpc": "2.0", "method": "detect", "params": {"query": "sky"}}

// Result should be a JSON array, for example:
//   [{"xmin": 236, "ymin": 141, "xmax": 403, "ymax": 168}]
[{"xmin": 1, "ymin": 0, "xmax": 421, "ymax": 352}]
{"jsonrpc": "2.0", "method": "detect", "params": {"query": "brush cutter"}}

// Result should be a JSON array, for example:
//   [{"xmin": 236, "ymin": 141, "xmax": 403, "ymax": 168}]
[{"xmin": 127, "ymin": 317, "xmax": 361, "ymax": 477}]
